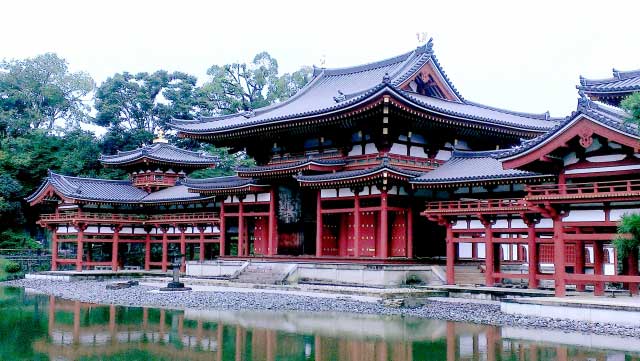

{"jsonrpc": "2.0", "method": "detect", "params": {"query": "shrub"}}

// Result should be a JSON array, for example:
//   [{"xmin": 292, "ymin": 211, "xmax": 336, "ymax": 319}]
[
  {"xmin": 4, "ymin": 261, "xmax": 21, "ymax": 274},
  {"xmin": 614, "ymin": 213, "xmax": 640, "ymax": 258}
]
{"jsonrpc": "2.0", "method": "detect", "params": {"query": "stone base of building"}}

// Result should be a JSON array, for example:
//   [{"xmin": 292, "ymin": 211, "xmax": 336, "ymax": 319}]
[
  {"xmin": 501, "ymin": 297, "xmax": 640, "ymax": 327},
  {"xmin": 186, "ymin": 260, "xmax": 445, "ymax": 287}
]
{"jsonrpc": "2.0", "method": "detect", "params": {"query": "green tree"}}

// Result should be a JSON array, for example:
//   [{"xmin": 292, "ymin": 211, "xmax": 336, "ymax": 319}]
[
  {"xmin": 94, "ymin": 70, "xmax": 198, "ymax": 132},
  {"xmin": 0, "ymin": 53, "xmax": 94, "ymax": 134},
  {"xmin": 621, "ymin": 92, "xmax": 640, "ymax": 125},
  {"xmin": 198, "ymin": 52, "xmax": 312, "ymax": 115},
  {"xmin": 189, "ymin": 145, "xmax": 255, "ymax": 177},
  {"xmin": 614, "ymin": 213, "xmax": 640, "ymax": 258}
]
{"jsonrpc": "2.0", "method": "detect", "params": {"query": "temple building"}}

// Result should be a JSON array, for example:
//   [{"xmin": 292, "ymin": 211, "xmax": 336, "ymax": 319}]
[{"xmin": 28, "ymin": 40, "xmax": 640, "ymax": 296}]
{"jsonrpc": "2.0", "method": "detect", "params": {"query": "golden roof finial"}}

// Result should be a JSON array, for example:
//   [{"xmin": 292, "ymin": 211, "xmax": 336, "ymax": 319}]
[{"xmin": 153, "ymin": 128, "xmax": 169, "ymax": 144}]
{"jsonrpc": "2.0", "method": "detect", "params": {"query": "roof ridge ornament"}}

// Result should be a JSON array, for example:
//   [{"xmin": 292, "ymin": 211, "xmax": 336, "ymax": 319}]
[
  {"xmin": 153, "ymin": 128, "xmax": 169, "ymax": 144},
  {"xmin": 382, "ymin": 72, "xmax": 391, "ymax": 84},
  {"xmin": 613, "ymin": 68, "xmax": 621, "ymax": 79},
  {"xmin": 578, "ymin": 89, "xmax": 592, "ymax": 109},
  {"xmin": 415, "ymin": 33, "xmax": 433, "ymax": 53},
  {"xmin": 242, "ymin": 109, "xmax": 255, "ymax": 118},
  {"xmin": 579, "ymin": 75, "xmax": 586, "ymax": 86},
  {"xmin": 333, "ymin": 90, "xmax": 346, "ymax": 103}
]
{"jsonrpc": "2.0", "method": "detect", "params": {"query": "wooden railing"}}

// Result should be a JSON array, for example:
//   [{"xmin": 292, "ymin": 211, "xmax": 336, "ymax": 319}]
[
  {"xmin": 423, "ymin": 198, "xmax": 528, "ymax": 214},
  {"xmin": 526, "ymin": 179, "xmax": 640, "ymax": 199},
  {"xmin": 132, "ymin": 175, "xmax": 178, "ymax": 187},
  {"xmin": 38, "ymin": 212, "xmax": 219, "ymax": 224},
  {"xmin": 346, "ymin": 153, "xmax": 442, "ymax": 170},
  {"xmin": 146, "ymin": 212, "xmax": 219, "ymax": 222}
]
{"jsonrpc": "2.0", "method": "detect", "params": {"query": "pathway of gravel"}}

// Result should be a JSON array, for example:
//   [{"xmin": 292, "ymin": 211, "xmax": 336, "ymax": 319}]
[{"xmin": 5, "ymin": 278, "xmax": 640, "ymax": 338}]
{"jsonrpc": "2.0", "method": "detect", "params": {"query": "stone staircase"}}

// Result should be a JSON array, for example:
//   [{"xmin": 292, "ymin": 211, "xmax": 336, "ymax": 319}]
[
  {"xmin": 454, "ymin": 264, "xmax": 485, "ymax": 286},
  {"xmin": 231, "ymin": 262, "xmax": 293, "ymax": 285}
]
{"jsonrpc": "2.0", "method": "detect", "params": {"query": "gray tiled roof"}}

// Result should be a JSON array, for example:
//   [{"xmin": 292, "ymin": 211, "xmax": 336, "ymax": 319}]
[
  {"xmin": 182, "ymin": 176, "xmax": 262, "ymax": 190},
  {"xmin": 100, "ymin": 142, "xmax": 217, "ymax": 167},
  {"xmin": 236, "ymin": 158, "xmax": 346, "ymax": 173},
  {"xmin": 140, "ymin": 184, "xmax": 214, "ymax": 203},
  {"xmin": 400, "ymin": 91, "xmax": 559, "ymax": 131},
  {"xmin": 171, "ymin": 43, "xmax": 558, "ymax": 136},
  {"xmin": 26, "ymin": 171, "xmax": 214, "ymax": 204},
  {"xmin": 27, "ymin": 171, "xmax": 148, "ymax": 203},
  {"xmin": 498, "ymin": 99, "xmax": 638, "ymax": 160},
  {"xmin": 578, "ymin": 69, "xmax": 640, "ymax": 93},
  {"xmin": 411, "ymin": 150, "xmax": 544, "ymax": 185},
  {"xmin": 296, "ymin": 164, "xmax": 423, "ymax": 183}
]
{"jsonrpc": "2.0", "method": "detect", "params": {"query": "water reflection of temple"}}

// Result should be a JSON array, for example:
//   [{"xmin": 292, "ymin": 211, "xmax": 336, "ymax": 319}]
[{"xmin": 38, "ymin": 297, "xmax": 640, "ymax": 361}]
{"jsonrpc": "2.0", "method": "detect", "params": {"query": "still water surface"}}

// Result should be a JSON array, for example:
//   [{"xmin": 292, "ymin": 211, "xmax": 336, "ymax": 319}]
[{"xmin": 1, "ymin": 286, "xmax": 639, "ymax": 361}]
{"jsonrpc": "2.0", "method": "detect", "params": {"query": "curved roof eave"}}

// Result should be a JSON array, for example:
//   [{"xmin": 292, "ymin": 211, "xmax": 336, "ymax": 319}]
[{"xmin": 175, "ymin": 85, "xmax": 556, "ymax": 140}]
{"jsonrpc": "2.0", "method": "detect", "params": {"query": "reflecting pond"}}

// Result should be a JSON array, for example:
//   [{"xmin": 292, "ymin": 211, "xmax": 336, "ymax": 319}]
[{"xmin": 1, "ymin": 286, "xmax": 639, "ymax": 360}]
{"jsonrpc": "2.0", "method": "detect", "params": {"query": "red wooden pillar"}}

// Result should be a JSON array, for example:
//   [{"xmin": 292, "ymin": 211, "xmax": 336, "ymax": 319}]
[
  {"xmin": 553, "ymin": 218, "xmax": 566, "ymax": 297},
  {"xmin": 238, "ymin": 199, "xmax": 245, "ymax": 257},
  {"xmin": 161, "ymin": 227, "xmax": 169, "ymax": 272},
  {"xmin": 268, "ymin": 189, "xmax": 277, "ymax": 256},
  {"xmin": 484, "ymin": 221, "xmax": 495, "ymax": 286},
  {"xmin": 111, "ymin": 226, "xmax": 121, "ymax": 272},
  {"xmin": 179, "ymin": 226, "xmax": 187, "ymax": 272},
  {"xmin": 575, "ymin": 240, "xmax": 585, "ymax": 292},
  {"xmin": 379, "ymin": 189, "xmax": 389, "ymax": 259},
  {"xmin": 593, "ymin": 241, "xmax": 605, "ymax": 296},
  {"xmin": 628, "ymin": 250, "xmax": 639, "ymax": 295},
  {"xmin": 144, "ymin": 231, "xmax": 151, "ymax": 270},
  {"xmin": 50, "ymin": 226, "xmax": 58, "ymax": 271},
  {"xmin": 219, "ymin": 200, "xmax": 226, "ymax": 257},
  {"xmin": 353, "ymin": 191, "xmax": 361, "ymax": 258},
  {"xmin": 75, "ymin": 223, "xmax": 86, "ymax": 271},
  {"xmin": 446, "ymin": 222, "xmax": 455, "ymax": 285},
  {"xmin": 316, "ymin": 190, "xmax": 323, "ymax": 257},
  {"xmin": 199, "ymin": 226, "xmax": 206, "ymax": 262},
  {"xmin": 527, "ymin": 223, "xmax": 538, "ymax": 289},
  {"xmin": 407, "ymin": 208, "xmax": 414, "ymax": 259}
]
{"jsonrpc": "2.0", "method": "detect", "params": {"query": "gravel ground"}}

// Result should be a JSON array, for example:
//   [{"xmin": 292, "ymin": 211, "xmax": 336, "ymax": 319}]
[{"xmin": 5, "ymin": 278, "xmax": 640, "ymax": 338}]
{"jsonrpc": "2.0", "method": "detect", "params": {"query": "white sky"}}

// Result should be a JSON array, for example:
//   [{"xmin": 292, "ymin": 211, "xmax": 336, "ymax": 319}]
[{"xmin": 2, "ymin": 0, "xmax": 639, "ymax": 118}]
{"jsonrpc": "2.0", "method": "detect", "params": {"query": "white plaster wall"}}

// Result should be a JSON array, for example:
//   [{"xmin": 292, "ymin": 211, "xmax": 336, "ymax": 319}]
[
  {"xmin": 493, "ymin": 219, "xmax": 509, "ymax": 228},
  {"xmin": 364, "ymin": 143, "xmax": 378, "ymax": 154},
  {"xmin": 321, "ymin": 189, "xmax": 337, "ymax": 198},
  {"xmin": 510, "ymin": 219, "xmax": 527, "ymax": 229},
  {"xmin": 477, "ymin": 244, "xmax": 486, "ymax": 258},
  {"xmin": 536, "ymin": 219, "xmax": 554, "ymax": 228},
  {"xmin": 452, "ymin": 220, "xmax": 467, "ymax": 230},
  {"xmin": 610, "ymin": 208, "xmax": 640, "ymax": 221},
  {"xmin": 338, "ymin": 188, "xmax": 355, "ymax": 197},
  {"xmin": 469, "ymin": 220, "xmax": 483, "ymax": 229},
  {"xmin": 389, "ymin": 143, "xmax": 407, "ymax": 155},
  {"xmin": 458, "ymin": 243, "xmax": 472, "ymax": 258},
  {"xmin": 257, "ymin": 193, "xmax": 271, "ymax": 202},
  {"xmin": 348, "ymin": 145, "xmax": 362, "ymax": 156},
  {"xmin": 435, "ymin": 150, "xmax": 451, "ymax": 161},
  {"xmin": 409, "ymin": 146, "xmax": 428, "ymax": 158},
  {"xmin": 563, "ymin": 209, "xmax": 606, "ymax": 222}
]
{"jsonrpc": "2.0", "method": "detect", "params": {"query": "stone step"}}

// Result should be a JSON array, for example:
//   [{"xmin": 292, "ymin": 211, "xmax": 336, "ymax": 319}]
[{"xmin": 232, "ymin": 263, "xmax": 290, "ymax": 285}]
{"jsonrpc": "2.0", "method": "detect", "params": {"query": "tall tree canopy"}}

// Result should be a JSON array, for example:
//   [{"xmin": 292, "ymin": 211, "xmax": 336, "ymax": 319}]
[
  {"xmin": 94, "ymin": 70, "xmax": 198, "ymax": 132},
  {"xmin": 621, "ymin": 92, "xmax": 640, "ymax": 126},
  {"xmin": 0, "ymin": 53, "xmax": 94, "ymax": 135},
  {"xmin": 198, "ymin": 52, "xmax": 312, "ymax": 115},
  {"xmin": 0, "ymin": 51, "xmax": 312, "ymax": 247}
]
